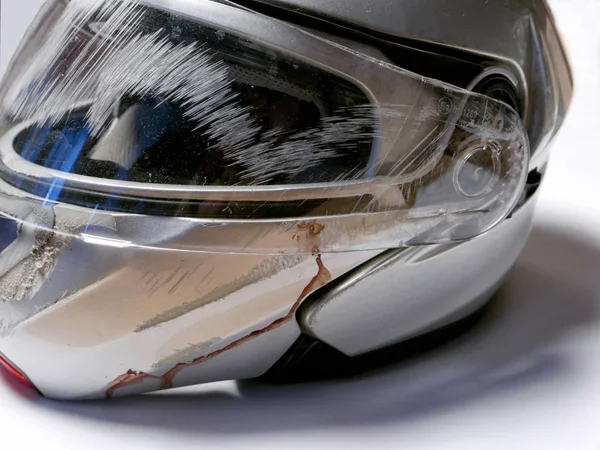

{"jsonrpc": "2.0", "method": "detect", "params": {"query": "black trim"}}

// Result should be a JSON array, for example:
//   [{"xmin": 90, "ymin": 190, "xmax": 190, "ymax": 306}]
[{"xmin": 228, "ymin": 0, "xmax": 506, "ymax": 90}]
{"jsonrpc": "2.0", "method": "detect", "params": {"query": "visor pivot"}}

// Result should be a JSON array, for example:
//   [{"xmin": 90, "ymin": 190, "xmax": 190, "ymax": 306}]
[{"xmin": 453, "ymin": 139, "xmax": 502, "ymax": 199}]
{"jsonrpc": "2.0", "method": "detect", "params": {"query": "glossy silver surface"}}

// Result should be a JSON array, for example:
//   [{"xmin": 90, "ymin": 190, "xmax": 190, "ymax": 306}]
[
  {"xmin": 0, "ymin": 177, "xmax": 382, "ymax": 398},
  {"xmin": 300, "ymin": 190, "xmax": 539, "ymax": 356},
  {"xmin": 0, "ymin": 0, "xmax": 572, "ymax": 400}
]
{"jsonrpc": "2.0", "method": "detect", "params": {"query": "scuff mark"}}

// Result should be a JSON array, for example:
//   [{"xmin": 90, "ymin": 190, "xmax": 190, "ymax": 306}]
[
  {"xmin": 0, "ymin": 212, "xmax": 75, "ymax": 303},
  {"xmin": 197, "ymin": 267, "xmax": 215, "ymax": 286},
  {"xmin": 292, "ymin": 221, "xmax": 325, "ymax": 242},
  {"xmin": 145, "ymin": 272, "xmax": 158, "ymax": 285},
  {"xmin": 292, "ymin": 221, "xmax": 325, "ymax": 254},
  {"xmin": 167, "ymin": 269, "xmax": 192, "ymax": 296},
  {"xmin": 106, "ymin": 255, "xmax": 332, "ymax": 398},
  {"xmin": 5, "ymin": 0, "xmax": 376, "ymax": 185},
  {"xmin": 223, "ymin": 106, "xmax": 377, "ymax": 184},
  {"xmin": 134, "ymin": 255, "xmax": 303, "ymax": 332},
  {"xmin": 153, "ymin": 337, "xmax": 223, "ymax": 370},
  {"xmin": 148, "ymin": 266, "xmax": 182, "ymax": 298}
]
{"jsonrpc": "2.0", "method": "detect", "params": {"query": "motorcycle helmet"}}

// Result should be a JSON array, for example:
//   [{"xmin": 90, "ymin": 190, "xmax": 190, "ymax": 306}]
[{"xmin": 0, "ymin": 0, "xmax": 572, "ymax": 399}]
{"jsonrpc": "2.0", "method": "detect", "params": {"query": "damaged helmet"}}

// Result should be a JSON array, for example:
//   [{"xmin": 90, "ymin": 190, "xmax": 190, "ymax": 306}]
[{"xmin": 0, "ymin": 0, "xmax": 571, "ymax": 399}]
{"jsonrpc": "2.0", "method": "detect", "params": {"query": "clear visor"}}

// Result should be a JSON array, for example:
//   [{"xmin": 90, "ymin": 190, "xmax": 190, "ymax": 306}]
[{"xmin": 0, "ymin": 0, "xmax": 530, "ymax": 254}]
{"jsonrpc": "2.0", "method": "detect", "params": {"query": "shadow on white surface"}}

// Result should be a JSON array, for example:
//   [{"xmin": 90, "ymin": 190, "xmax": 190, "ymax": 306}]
[{"xmin": 5, "ymin": 224, "xmax": 600, "ymax": 435}]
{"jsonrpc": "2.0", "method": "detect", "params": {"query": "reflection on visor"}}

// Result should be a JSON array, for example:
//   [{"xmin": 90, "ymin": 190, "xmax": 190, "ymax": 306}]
[
  {"xmin": 0, "ymin": 0, "xmax": 530, "ymax": 251},
  {"xmin": 9, "ymin": 0, "xmax": 377, "ymax": 197},
  {"xmin": 14, "ymin": 89, "xmax": 374, "ymax": 190}
]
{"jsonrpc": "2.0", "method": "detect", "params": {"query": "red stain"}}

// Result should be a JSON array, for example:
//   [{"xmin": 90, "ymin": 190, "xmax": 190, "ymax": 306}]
[
  {"xmin": 105, "ymin": 256, "xmax": 332, "ymax": 398},
  {"xmin": 292, "ymin": 221, "xmax": 325, "ymax": 243},
  {"xmin": 0, "ymin": 354, "xmax": 36, "ymax": 391},
  {"xmin": 105, "ymin": 370, "xmax": 163, "ymax": 398}
]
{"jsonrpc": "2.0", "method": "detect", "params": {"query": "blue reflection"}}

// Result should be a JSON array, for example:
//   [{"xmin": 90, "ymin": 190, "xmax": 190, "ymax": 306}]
[
  {"xmin": 84, "ymin": 203, "xmax": 100, "ymax": 233},
  {"xmin": 0, "ymin": 217, "xmax": 18, "ymax": 254},
  {"xmin": 37, "ymin": 120, "xmax": 90, "ymax": 201},
  {"xmin": 19, "ymin": 124, "xmax": 52, "ymax": 162},
  {"xmin": 10, "ymin": 99, "xmax": 192, "ymax": 212},
  {"xmin": 49, "ymin": 122, "xmax": 89, "ymax": 172}
]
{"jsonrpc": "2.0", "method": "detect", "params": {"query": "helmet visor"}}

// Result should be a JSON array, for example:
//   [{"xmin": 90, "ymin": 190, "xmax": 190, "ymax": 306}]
[{"xmin": 0, "ymin": 0, "xmax": 530, "ymax": 253}]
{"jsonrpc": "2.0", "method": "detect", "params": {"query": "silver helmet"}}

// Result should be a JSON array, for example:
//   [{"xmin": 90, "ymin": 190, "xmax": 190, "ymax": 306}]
[{"xmin": 0, "ymin": 0, "xmax": 572, "ymax": 399}]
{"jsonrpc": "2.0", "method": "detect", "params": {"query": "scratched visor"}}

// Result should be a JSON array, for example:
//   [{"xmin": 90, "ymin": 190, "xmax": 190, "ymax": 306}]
[{"xmin": 0, "ymin": 0, "xmax": 529, "ymax": 253}]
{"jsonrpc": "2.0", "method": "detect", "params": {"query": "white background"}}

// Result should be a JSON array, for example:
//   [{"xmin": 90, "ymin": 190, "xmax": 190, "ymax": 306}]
[{"xmin": 1, "ymin": 1, "xmax": 600, "ymax": 449}]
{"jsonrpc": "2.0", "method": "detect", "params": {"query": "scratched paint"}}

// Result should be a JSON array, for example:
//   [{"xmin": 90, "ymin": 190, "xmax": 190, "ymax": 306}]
[
  {"xmin": 105, "ymin": 255, "xmax": 332, "ymax": 397},
  {"xmin": 0, "ymin": 229, "xmax": 68, "ymax": 302},
  {"xmin": 135, "ymin": 255, "xmax": 305, "ymax": 333}
]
